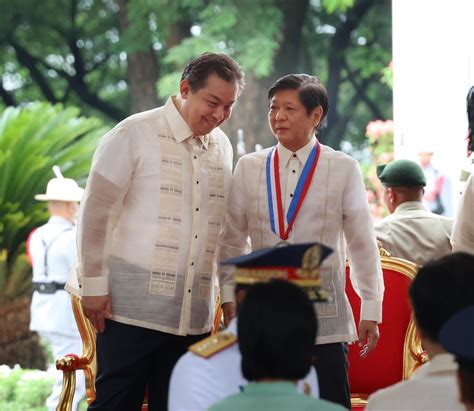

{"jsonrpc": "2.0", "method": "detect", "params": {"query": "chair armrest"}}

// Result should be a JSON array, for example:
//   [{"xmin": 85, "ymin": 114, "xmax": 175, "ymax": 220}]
[{"xmin": 56, "ymin": 296, "xmax": 97, "ymax": 410}]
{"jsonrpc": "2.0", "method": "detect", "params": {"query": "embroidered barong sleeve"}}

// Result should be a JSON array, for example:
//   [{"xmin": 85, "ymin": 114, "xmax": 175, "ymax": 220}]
[
  {"xmin": 76, "ymin": 126, "xmax": 134, "ymax": 296},
  {"xmin": 452, "ymin": 175, "xmax": 474, "ymax": 253},
  {"xmin": 342, "ymin": 160, "xmax": 384, "ymax": 323},
  {"xmin": 218, "ymin": 159, "xmax": 252, "ymax": 304}
]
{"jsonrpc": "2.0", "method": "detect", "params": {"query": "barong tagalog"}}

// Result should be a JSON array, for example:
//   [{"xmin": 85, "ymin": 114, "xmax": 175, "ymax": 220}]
[{"xmin": 266, "ymin": 142, "xmax": 321, "ymax": 245}]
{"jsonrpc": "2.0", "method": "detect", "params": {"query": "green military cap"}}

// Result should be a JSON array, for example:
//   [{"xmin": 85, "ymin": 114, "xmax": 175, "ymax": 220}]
[{"xmin": 376, "ymin": 159, "xmax": 426, "ymax": 187}]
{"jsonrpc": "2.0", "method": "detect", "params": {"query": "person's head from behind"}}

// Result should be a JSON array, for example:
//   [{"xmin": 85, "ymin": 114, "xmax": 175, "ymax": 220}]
[
  {"xmin": 238, "ymin": 280, "xmax": 317, "ymax": 382},
  {"xmin": 35, "ymin": 166, "xmax": 84, "ymax": 224},
  {"xmin": 47, "ymin": 200, "xmax": 79, "ymax": 222},
  {"xmin": 409, "ymin": 253, "xmax": 474, "ymax": 354},
  {"xmin": 268, "ymin": 74, "xmax": 328, "ymax": 152},
  {"xmin": 376, "ymin": 160, "xmax": 426, "ymax": 213},
  {"xmin": 177, "ymin": 52, "xmax": 245, "ymax": 135}
]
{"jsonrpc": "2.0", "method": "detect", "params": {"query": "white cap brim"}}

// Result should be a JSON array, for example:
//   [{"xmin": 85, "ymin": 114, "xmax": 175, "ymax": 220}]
[{"xmin": 34, "ymin": 188, "xmax": 84, "ymax": 202}]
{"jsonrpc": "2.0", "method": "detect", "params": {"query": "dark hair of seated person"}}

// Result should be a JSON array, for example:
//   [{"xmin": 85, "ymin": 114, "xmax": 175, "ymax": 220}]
[
  {"xmin": 409, "ymin": 252, "xmax": 474, "ymax": 342},
  {"xmin": 237, "ymin": 280, "xmax": 317, "ymax": 382}
]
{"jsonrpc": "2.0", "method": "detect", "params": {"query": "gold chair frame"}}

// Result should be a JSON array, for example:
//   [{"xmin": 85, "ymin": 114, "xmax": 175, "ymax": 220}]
[
  {"xmin": 56, "ymin": 293, "xmax": 223, "ymax": 410},
  {"xmin": 56, "ymin": 296, "xmax": 96, "ymax": 410}
]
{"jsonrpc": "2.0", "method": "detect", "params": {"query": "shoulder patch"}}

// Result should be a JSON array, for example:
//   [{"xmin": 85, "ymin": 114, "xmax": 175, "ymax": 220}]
[{"xmin": 189, "ymin": 330, "xmax": 237, "ymax": 359}]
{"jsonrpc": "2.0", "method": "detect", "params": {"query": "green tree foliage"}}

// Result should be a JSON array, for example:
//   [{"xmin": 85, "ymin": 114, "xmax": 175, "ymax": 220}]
[
  {"xmin": 0, "ymin": 102, "xmax": 105, "ymax": 303},
  {"xmin": 0, "ymin": 0, "xmax": 392, "ymax": 150}
]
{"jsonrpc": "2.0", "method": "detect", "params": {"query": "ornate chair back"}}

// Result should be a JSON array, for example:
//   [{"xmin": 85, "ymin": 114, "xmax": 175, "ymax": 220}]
[{"xmin": 345, "ymin": 253, "xmax": 427, "ymax": 409}]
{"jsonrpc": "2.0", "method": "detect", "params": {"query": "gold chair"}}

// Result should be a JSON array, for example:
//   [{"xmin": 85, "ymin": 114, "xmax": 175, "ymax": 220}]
[
  {"xmin": 345, "ymin": 248, "xmax": 429, "ymax": 410},
  {"xmin": 56, "ymin": 294, "xmax": 223, "ymax": 410},
  {"xmin": 56, "ymin": 296, "xmax": 97, "ymax": 411}
]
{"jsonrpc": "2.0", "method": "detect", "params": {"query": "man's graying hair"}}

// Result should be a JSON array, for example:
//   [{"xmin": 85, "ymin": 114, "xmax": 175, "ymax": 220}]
[
  {"xmin": 268, "ymin": 74, "xmax": 329, "ymax": 132},
  {"xmin": 181, "ymin": 52, "xmax": 245, "ymax": 94}
]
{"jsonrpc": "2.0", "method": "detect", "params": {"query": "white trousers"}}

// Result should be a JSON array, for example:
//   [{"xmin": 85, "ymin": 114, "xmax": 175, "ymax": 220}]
[{"xmin": 39, "ymin": 331, "xmax": 86, "ymax": 411}]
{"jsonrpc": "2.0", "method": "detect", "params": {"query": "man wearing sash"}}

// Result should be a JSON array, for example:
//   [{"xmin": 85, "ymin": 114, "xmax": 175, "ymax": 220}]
[
  {"xmin": 66, "ymin": 53, "xmax": 245, "ymax": 411},
  {"xmin": 218, "ymin": 74, "xmax": 384, "ymax": 409}
]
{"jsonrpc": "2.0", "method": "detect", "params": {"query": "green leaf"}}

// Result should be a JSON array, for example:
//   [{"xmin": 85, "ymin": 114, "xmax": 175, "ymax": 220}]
[
  {"xmin": 322, "ymin": 0, "xmax": 354, "ymax": 14},
  {"xmin": 0, "ymin": 103, "xmax": 103, "ymax": 302}
]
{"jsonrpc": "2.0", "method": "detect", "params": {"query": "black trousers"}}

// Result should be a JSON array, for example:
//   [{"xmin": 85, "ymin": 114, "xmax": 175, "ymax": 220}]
[
  {"xmin": 312, "ymin": 342, "xmax": 351, "ymax": 410},
  {"xmin": 89, "ymin": 319, "xmax": 207, "ymax": 411}
]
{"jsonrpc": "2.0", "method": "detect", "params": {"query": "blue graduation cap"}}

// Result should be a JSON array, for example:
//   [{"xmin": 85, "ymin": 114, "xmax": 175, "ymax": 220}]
[{"xmin": 222, "ymin": 242, "xmax": 333, "ymax": 302}]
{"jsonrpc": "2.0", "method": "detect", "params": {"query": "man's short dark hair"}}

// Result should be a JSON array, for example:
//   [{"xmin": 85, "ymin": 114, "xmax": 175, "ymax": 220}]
[
  {"xmin": 409, "ymin": 252, "xmax": 474, "ymax": 342},
  {"xmin": 181, "ymin": 52, "xmax": 245, "ymax": 93},
  {"xmin": 268, "ymin": 74, "xmax": 329, "ymax": 121},
  {"xmin": 238, "ymin": 280, "xmax": 317, "ymax": 381}
]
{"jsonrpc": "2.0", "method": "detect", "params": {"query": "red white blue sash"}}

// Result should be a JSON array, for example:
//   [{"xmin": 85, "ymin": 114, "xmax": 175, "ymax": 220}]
[{"xmin": 266, "ymin": 142, "xmax": 321, "ymax": 240}]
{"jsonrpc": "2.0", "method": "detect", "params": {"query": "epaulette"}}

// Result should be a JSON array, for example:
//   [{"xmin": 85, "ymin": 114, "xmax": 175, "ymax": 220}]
[{"xmin": 189, "ymin": 330, "xmax": 237, "ymax": 359}]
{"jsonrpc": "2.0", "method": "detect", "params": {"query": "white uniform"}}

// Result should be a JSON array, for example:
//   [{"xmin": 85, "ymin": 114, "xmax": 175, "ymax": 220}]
[
  {"xmin": 366, "ymin": 353, "xmax": 464, "ymax": 411},
  {"xmin": 168, "ymin": 318, "xmax": 319, "ymax": 411},
  {"xmin": 29, "ymin": 216, "xmax": 85, "ymax": 411}
]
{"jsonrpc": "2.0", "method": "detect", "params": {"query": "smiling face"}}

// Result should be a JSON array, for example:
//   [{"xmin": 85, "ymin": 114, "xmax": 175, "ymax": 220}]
[
  {"xmin": 178, "ymin": 73, "xmax": 239, "ymax": 136},
  {"xmin": 268, "ymin": 89, "xmax": 323, "ymax": 152}
]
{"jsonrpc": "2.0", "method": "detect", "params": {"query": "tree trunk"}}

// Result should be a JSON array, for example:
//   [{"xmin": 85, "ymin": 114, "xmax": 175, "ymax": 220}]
[
  {"xmin": 117, "ymin": 0, "xmax": 159, "ymax": 114},
  {"xmin": 272, "ymin": 0, "xmax": 310, "ymax": 78},
  {"xmin": 324, "ymin": 0, "xmax": 376, "ymax": 149},
  {"xmin": 126, "ymin": 51, "xmax": 160, "ymax": 113},
  {"xmin": 223, "ymin": 0, "xmax": 311, "ymax": 159},
  {"xmin": 0, "ymin": 296, "xmax": 47, "ymax": 370}
]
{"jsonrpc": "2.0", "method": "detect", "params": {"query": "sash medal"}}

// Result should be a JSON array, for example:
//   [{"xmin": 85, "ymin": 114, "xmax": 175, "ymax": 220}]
[{"xmin": 266, "ymin": 142, "xmax": 321, "ymax": 242}]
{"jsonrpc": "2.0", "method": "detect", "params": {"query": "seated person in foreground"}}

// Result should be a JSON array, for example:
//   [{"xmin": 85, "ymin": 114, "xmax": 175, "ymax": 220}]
[
  {"xmin": 168, "ymin": 243, "xmax": 332, "ymax": 410},
  {"xmin": 375, "ymin": 159, "xmax": 453, "ymax": 266},
  {"xmin": 439, "ymin": 305, "xmax": 474, "ymax": 411},
  {"xmin": 366, "ymin": 252, "xmax": 474, "ymax": 410},
  {"xmin": 209, "ymin": 280, "xmax": 345, "ymax": 411}
]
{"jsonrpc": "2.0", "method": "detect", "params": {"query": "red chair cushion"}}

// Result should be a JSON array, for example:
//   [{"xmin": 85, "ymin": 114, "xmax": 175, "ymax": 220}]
[{"xmin": 346, "ymin": 265, "xmax": 413, "ymax": 396}]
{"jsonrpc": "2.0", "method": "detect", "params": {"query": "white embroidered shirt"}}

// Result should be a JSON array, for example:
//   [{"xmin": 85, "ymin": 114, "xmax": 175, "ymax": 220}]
[
  {"xmin": 218, "ymin": 138, "xmax": 384, "ymax": 344},
  {"xmin": 66, "ymin": 97, "xmax": 233, "ymax": 335}
]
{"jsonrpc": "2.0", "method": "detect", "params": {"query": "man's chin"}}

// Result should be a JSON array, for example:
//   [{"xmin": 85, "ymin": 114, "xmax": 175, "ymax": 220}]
[{"xmin": 199, "ymin": 124, "xmax": 218, "ymax": 135}]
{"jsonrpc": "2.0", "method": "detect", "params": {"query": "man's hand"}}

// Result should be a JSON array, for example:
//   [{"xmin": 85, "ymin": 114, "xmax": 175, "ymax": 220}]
[
  {"xmin": 222, "ymin": 302, "xmax": 236, "ymax": 328},
  {"xmin": 357, "ymin": 320, "xmax": 380, "ymax": 358},
  {"xmin": 81, "ymin": 295, "xmax": 112, "ymax": 333}
]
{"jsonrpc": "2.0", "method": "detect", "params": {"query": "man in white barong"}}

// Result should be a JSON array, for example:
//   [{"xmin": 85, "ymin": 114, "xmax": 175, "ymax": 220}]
[{"xmin": 218, "ymin": 74, "xmax": 384, "ymax": 410}]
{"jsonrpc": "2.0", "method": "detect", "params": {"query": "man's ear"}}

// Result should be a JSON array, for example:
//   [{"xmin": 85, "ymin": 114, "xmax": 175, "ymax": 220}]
[
  {"xmin": 312, "ymin": 106, "xmax": 324, "ymax": 128},
  {"xmin": 179, "ymin": 79, "xmax": 191, "ymax": 99},
  {"xmin": 387, "ymin": 187, "xmax": 396, "ymax": 204}
]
